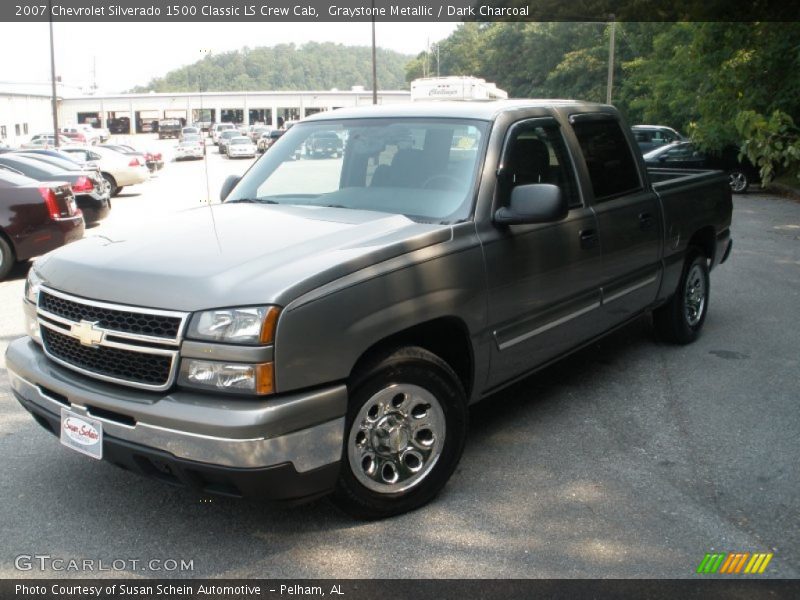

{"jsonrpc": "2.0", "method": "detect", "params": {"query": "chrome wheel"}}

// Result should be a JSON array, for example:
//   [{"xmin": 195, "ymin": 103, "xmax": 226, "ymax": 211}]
[
  {"xmin": 684, "ymin": 264, "xmax": 706, "ymax": 327},
  {"xmin": 729, "ymin": 171, "xmax": 748, "ymax": 193},
  {"xmin": 348, "ymin": 383, "xmax": 446, "ymax": 494}
]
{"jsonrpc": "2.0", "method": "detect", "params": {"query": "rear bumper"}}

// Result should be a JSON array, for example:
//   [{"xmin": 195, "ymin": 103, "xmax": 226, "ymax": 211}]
[
  {"xmin": 14, "ymin": 215, "xmax": 85, "ymax": 262},
  {"xmin": 75, "ymin": 194, "xmax": 111, "ymax": 223},
  {"xmin": 6, "ymin": 337, "xmax": 346, "ymax": 502}
]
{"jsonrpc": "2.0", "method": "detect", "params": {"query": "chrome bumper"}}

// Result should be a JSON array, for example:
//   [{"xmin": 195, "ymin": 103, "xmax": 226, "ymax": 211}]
[{"xmin": 6, "ymin": 337, "xmax": 346, "ymax": 473}]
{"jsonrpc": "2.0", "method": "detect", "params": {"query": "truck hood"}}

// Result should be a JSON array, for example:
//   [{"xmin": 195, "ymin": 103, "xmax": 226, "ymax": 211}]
[{"xmin": 36, "ymin": 203, "xmax": 452, "ymax": 311}]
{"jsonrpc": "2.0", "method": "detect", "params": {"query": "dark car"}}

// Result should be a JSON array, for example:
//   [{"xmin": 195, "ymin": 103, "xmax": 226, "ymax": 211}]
[
  {"xmin": 632, "ymin": 125, "xmax": 684, "ymax": 154},
  {"xmin": 13, "ymin": 152, "xmax": 107, "ymax": 190},
  {"xmin": 158, "ymin": 119, "xmax": 182, "ymax": 140},
  {"xmin": 304, "ymin": 131, "xmax": 343, "ymax": 158},
  {"xmin": 0, "ymin": 169, "xmax": 84, "ymax": 280},
  {"xmin": 643, "ymin": 141, "xmax": 758, "ymax": 193},
  {"xmin": 217, "ymin": 130, "xmax": 240, "ymax": 155},
  {"xmin": 257, "ymin": 129, "xmax": 284, "ymax": 153},
  {"xmin": 0, "ymin": 154, "xmax": 111, "ymax": 223}
]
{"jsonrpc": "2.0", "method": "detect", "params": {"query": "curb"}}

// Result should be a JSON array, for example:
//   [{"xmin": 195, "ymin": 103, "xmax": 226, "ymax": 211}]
[{"xmin": 765, "ymin": 182, "xmax": 800, "ymax": 201}]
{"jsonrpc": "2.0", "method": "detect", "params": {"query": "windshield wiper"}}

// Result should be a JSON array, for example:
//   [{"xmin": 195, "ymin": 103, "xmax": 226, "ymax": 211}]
[{"xmin": 226, "ymin": 198, "xmax": 279, "ymax": 204}]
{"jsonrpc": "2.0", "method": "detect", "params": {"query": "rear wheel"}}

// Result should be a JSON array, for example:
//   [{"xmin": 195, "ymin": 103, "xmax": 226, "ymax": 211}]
[
  {"xmin": 0, "ymin": 235, "xmax": 15, "ymax": 280},
  {"xmin": 332, "ymin": 346, "xmax": 468, "ymax": 520},
  {"xmin": 729, "ymin": 170, "xmax": 749, "ymax": 193},
  {"xmin": 101, "ymin": 173, "xmax": 118, "ymax": 197},
  {"xmin": 113, "ymin": 186, "xmax": 124, "ymax": 196},
  {"xmin": 653, "ymin": 248, "xmax": 710, "ymax": 344}
]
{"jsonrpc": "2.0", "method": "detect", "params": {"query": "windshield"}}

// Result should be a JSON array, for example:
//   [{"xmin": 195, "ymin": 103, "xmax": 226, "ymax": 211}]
[
  {"xmin": 226, "ymin": 117, "xmax": 488, "ymax": 223},
  {"xmin": 231, "ymin": 138, "xmax": 251, "ymax": 145}
]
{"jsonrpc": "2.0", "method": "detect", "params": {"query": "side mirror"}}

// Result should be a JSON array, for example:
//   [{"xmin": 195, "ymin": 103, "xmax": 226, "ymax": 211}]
[
  {"xmin": 220, "ymin": 174, "xmax": 241, "ymax": 202},
  {"xmin": 658, "ymin": 154, "xmax": 668, "ymax": 162},
  {"xmin": 494, "ymin": 183, "xmax": 567, "ymax": 226}
]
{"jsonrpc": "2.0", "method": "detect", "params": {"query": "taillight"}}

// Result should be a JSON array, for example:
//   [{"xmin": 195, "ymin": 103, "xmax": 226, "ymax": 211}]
[
  {"xmin": 39, "ymin": 187, "xmax": 64, "ymax": 219},
  {"xmin": 154, "ymin": 152, "xmax": 162, "ymax": 160},
  {"xmin": 129, "ymin": 158, "xmax": 141, "ymax": 167},
  {"xmin": 76, "ymin": 133, "xmax": 85, "ymax": 142},
  {"xmin": 144, "ymin": 152, "xmax": 153, "ymax": 161},
  {"xmin": 71, "ymin": 176, "xmax": 94, "ymax": 193}
]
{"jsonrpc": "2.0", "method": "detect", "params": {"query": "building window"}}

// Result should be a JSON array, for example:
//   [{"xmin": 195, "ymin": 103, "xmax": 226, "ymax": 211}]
[
  {"xmin": 15, "ymin": 124, "xmax": 21, "ymax": 136},
  {"xmin": 23, "ymin": 123, "xmax": 29, "ymax": 134},
  {"xmin": 0, "ymin": 126, "xmax": 6, "ymax": 139}
]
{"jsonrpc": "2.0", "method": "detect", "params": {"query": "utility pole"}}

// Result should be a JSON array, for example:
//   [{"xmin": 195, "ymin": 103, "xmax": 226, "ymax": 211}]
[
  {"xmin": 606, "ymin": 15, "xmax": 616, "ymax": 105},
  {"xmin": 48, "ymin": 0, "xmax": 59, "ymax": 146},
  {"xmin": 371, "ymin": 0, "xmax": 377, "ymax": 105},
  {"xmin": 436, "ymin": 43, "xmax": 440, "ymax": 78}
]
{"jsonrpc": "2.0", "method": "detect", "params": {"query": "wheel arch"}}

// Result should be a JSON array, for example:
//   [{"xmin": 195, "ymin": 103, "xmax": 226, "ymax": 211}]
[{"xmin": 349, "ymin": 316, "xmax": 475, "ymax": 400}]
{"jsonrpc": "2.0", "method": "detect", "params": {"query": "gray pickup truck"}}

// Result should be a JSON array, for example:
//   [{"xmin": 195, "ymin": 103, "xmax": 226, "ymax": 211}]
[{"xmin": 7, "ymin": 101, "xmax": 732, "ymax": 519}]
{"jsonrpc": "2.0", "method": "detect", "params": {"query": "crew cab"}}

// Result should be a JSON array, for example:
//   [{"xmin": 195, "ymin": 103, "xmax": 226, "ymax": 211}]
[{"xmin": 6, "ymin": 101, "xmax": 732, "ymax": 519}]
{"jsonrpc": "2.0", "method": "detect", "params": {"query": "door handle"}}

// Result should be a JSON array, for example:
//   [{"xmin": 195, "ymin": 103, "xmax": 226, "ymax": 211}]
[
  {"xmin": 639, "ymin": 212, "xmax": 655, "ymax": 230},
  {"xmin": 579, "ymin": 229, "xmax": 599, "ymax": 249}
]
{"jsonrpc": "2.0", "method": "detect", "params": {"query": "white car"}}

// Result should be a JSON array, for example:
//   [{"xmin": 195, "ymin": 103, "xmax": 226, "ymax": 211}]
[
  {"xmin": 60, "ymin": 145, "xmax": 150, "ymax": 196},
  {"xmin": 21, "ymin": 134, "xmax": 75, "ymax": 149},
  {"xmin": 174, "ymin": 137, "xmax": 205, "ymax": 161},
  {"xmin": 226, "ymin": 136, "xmax": 257, "ymax": 158}
]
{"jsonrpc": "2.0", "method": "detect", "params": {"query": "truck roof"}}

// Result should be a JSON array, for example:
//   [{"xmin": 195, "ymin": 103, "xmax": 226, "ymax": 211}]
[{"xmin": 303, "ymin": 99, "xmax": 612, "ymax": 122}]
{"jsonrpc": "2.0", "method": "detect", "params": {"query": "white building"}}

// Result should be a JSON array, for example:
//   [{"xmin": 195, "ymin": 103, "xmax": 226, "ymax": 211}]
[
  {"xmin": 1, "ymin": 87, "xmax": 412, "ymax": 142},
  {"xmin": 0, "ymin": 87, "xmax": 58, "ymax": 147}
]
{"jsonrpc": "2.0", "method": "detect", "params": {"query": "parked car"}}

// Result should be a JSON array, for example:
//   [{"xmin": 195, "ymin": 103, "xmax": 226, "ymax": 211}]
[
  {"xmin": 59, "ymin": 146, "xmax": 150, "ymax": 196},
  {"xmin": 211, "ymin": 123, "xmax": 235, "ymax": 144},
  {"xmin": 100, "ymin": 144, "xmax": 163, "ymax": 173},
  {"xmin": 217, "ymin": 130, "xmax": 240, "ymax": 155},
  {"xmin": 11, "ymin": 148, "xmax": 93, "ymax": 168},
  {"xmin": 13, "ymin": 151, "xmax": 107, "ymax": 189},
  {"xmin": 226, "ymin": 136, "xmax": 257, "ymax": 159},
  {"xmin": 174, "ymin": 136, "xmax": 205, "ymax": 161},
  {"xmin": 257, "ymin": 129, "xmax": 284, "ymax": 153},
  {"xmin": 631, "ymin": 125, "xmax": 684, "ymax": 154},
  {"xmin": 0, "ymin": 154, "xmax": 111, "ymax": 224},
  {"xmin": 247, "ymin": 125, "xmax": 269, "ymax": 143},
  {"xmin": 6, "ymin": 100, "xmax": 733, "ymax": 519},
  {"xmin": 304, "ymin": 130, "xmax": 343, "ymax": 158},
  {"xmin": 158, "ymin": 119, "xmax": 182, "ymax": 140},
  {"xmin": 0, "ymin": 169, "xmax": 83, "ymax": 280},
  {"xmin": 643, "ymin": 141, "xmax": 759, "ymax": 193},
  {"xmin": 21, "ymin": 134, "xmax": 74, "ymax": 149},
  {"xmin": 59, "ymin": 126, "xmax": 97, "ymax": 145},
  {"xmin": 193, "ymin": 120, "xmax": 212, "ymax": 133},
  {"xmin": 180, "ymin": 127, "xmax": 201, "ymax": 141}
]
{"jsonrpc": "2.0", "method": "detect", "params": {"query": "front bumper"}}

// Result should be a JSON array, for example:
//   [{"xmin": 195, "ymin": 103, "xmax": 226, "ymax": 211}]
[{"xmin": 6, "ymin": 337, "xmax": 346, "ymax": 502}]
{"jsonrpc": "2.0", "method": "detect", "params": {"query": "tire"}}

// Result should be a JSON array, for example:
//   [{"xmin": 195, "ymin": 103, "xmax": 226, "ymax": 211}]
[
  {"xmin": 332, "ymin": 346, "xmax": 468, "ymax": 520},
  {"xmin": 113, "ymin": 186, "xmax": 124, "ymax": 196},
  {"xmin": 101, "ymin": 173, "xmax": 118, "ymax": 197},
  {"xmin": 653, "ymin": 248, "xmax": 710, "ymax": 344},
  {"xmin": 729, "ymin": 170, "xmax": 749, "ymax": 194},
  {"xmin": 0, "ymin": 235, "xmax": 15, "ymax": 281}
]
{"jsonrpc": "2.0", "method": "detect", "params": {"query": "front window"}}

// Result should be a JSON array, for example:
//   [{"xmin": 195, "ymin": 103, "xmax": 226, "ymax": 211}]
[{"xmin": 226, "ymin": 118, "xmax": 488, "ymax": 223}]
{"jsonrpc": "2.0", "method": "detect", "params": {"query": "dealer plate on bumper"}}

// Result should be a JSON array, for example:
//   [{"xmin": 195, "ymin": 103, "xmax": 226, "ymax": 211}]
[{"xmin": 60, "ymin": 408, "xmax": 103, "ymax": 460}]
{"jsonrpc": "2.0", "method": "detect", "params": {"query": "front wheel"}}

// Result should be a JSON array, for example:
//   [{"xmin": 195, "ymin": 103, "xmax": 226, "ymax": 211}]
[
  {"xmin": 653, "ymin": 248, "xmax": 710, "ymax": 344},
  {"xmin": 332, "ymin": 346, "xmax": 468, "ymax": 520}
]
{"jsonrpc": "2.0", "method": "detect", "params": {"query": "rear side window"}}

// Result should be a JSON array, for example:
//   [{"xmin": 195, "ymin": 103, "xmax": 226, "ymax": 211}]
[{"xmin": 573, "ymin": 119, "xmax": 641, "ymax": 201}]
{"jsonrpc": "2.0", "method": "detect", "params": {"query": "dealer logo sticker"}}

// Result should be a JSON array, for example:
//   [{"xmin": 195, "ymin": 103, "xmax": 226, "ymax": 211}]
[{"xmin": 60, "ymin": 408, "xmax": 103, "ymax": 459}]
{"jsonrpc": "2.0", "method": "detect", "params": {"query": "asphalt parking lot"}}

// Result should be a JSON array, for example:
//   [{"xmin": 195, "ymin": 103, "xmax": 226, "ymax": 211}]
[{"xmin": 0, "ymin": 139, "xmax": 798, "ymax": 578}]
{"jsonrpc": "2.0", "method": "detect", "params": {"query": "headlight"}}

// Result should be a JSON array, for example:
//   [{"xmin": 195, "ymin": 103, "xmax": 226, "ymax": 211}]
[
  {"xmin": 187, "ymin": 306, "xmax": 280, "ymax": 345},
  {"xmin": 178, "ymin": 359, "xmax": 274, "ymax": 395},
  {"xmin": 25, "ymin": 269, "xmax": 43, "ymax": 304}
]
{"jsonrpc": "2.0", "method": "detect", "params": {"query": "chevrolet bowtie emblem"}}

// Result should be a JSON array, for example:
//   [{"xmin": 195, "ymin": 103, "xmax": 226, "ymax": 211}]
[{"xmin": 70, "ymin": 320, "xmax": 105, "ymax": 347}]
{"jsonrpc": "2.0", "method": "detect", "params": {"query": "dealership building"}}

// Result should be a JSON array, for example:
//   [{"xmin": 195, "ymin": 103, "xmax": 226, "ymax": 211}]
[{"xmin": 0, "ymin": 86, "xmax": 411, "ymax": 143}]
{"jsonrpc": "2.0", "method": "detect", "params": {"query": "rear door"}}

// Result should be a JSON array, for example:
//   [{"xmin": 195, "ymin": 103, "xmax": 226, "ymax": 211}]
[
  {"xmin": 479, "ymin": 117, "xmax": 605, "ymax": 389},
  {"xmin": 570, "ymin": 115, "xmax": 663, "ymax": 327}
]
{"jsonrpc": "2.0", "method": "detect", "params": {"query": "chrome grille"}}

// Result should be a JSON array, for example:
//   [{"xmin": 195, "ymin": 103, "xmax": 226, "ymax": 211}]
[
  {"xmin": 39, "ymin": 290, "xmax": 181, "ymax": 339},
  {"xmin": 41, "ymin": 327, "xmax": 173, "ymax": 387},
  {"xmin": 36, "ymin": 287, "xmax": 188, "ymax": 391}
]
